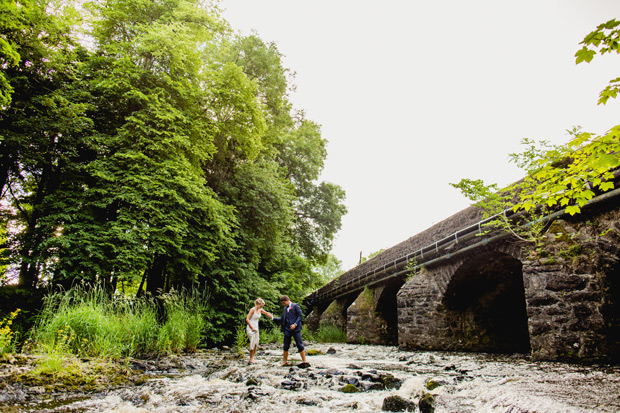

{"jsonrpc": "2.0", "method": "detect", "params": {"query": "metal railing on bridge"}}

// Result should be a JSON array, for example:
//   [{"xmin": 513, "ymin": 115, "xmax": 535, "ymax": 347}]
[{"xmin": 305, "ymin": 181, "xmax": 620, "ymax": 308}]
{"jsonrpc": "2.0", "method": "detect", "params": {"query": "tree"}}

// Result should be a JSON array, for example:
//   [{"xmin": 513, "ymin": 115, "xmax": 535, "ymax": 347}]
[
  {"xmin": 0, "ymin": 0, "xmax": 29, "ymax": 107},
  {"xmin": 53, "ymin": 0, "xmax": 237, "ymax": 293},
  {"xmin": 451, "ymin": 19, "xmax": 620, "ymax": 239},
  {"xmin": 0, "ymin": 0, "xmax": 89, "ymax": 288},
  {"xmin": 0, "ymin": 1, "xmax": 348, "ymax": 345}
]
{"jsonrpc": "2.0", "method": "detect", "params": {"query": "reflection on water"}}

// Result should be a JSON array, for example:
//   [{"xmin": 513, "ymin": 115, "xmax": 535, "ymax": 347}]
[{"xmin": 25, "ymin": 344, "xmax": 620, "ymax": 412}]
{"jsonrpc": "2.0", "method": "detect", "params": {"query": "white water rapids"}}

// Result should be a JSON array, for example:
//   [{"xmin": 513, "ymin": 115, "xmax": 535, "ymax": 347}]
[{"xmin": 20, "ymin": 343, "xmax": 620, "ymax": 412}]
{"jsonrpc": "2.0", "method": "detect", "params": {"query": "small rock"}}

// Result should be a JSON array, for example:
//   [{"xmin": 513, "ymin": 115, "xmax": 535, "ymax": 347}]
[
  {"xmin": 326, "ymin": 347, "xmax": 337, "ymax": 354},
  {"xmin": 379, "ymin": 373, "xmax": 402, "ymax": 390},
  {"xmin": 131, "ymin": 361, "xmax": 149, "ymax": 371},
  {"xmin": 281, "ymin": 380, "xmax": 302, "ymax": 391},
  {"xmin": 361, "ymin": 381, "xmax": 384, "ymax": 391},
  {"xmin": 382, "ymin": 395, "xmax": 416, "ymax": 412},
  {"xmin": 297, "ymin": 398, "xmax": 319, "ymax": 406},
  {"xmin": 2, "ymin": 354, "xmax": 16, "ymax": 364},
  {"xmin": 297, "ymin": 362, "xmax": 311, "ymax": 369},
  {"xmin": 245, "ymin": 387, "xmax": 269, "ymax": 400},
  {"xmin": 341, "ymin": 376, "xmax": 359, "ymax": 387},
  {"xmin": 246, "ymin": 378, "xmax": 260, "ymax": 386},
  {"xmin": 326, "ymin": 368, "xmax": 344, "ymax": 376},
  {"xmin": 361, "ymin": 372, "xmax": 379, "ymax": 382},
  {"xmin": 419, "ymin": 392, "xmax": 435, "ymax": 413}
]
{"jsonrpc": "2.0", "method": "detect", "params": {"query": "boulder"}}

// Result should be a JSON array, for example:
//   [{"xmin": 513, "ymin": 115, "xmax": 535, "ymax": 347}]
[
  {"xmin": 381, "ymin": 395, "xmax": 416, "ymax": 412},
  {"xmin": 340, "ymin": 383, "xmax": 360, "ymax": 393}
]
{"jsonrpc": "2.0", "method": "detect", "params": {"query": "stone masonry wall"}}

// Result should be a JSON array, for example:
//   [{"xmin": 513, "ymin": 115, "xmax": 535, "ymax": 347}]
[
  {"xmin": 397, "ymin": 241, "xmax": 524, "ymax": 351},
  {"xmin": 397, "ymin": 205, "xmax": 620, "ymax": 362},
  {"xmin": 318, "ymin": 299, "xmax": 348, "ymax": 331},
  {"xmin": 346, "ymin": 286, "xmax": 389, "ymax": 345},
  {"xmin": 522, "ymin": 207, "xmax": 620, "ymax": 361}
]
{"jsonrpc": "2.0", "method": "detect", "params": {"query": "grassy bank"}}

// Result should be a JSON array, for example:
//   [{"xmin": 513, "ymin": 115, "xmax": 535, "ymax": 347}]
[{"xmin": 28, "ymin": 288, "xmax": 208, "ymax": 359}]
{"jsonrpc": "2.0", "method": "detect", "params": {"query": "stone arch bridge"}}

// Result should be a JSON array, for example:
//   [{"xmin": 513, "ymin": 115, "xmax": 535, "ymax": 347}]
[{"xmin": 303, "ymin": 186, "xmax": 620, "ymax": 363}]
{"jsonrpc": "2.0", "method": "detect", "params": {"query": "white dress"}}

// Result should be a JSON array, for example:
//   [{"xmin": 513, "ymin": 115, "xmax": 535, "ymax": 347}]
[{"xmin": 246, "ymin": 309, "xmax": 261, "ymax": 350}]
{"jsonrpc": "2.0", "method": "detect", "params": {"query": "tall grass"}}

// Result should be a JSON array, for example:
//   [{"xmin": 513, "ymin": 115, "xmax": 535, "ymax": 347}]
[
  {"xmin": 260, "ymin": 325, "xmax": 283, "ymax": 344},
  {"xmin": 234, "ymin": 324, "xmax": 249, "ymax": 356},
  {"xmin": 29, "ymin": 287, "xmax": 208, "ymax": 359},
  {"xmin": 305, "ymin": 325, "xmax": 347, "ymax": 343},
  {"xmin": 157, "ymin": 289, "xmax": 207, "ymax": 353}
]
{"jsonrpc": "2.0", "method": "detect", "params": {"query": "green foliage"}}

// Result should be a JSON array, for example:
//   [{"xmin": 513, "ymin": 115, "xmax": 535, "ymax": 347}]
[
  {"xmin": 405, "ymin": 258, "xmax": 422, "ymax": 281},
  {"xmin": 158, "ymin": 289, "xmax": 208, "ymax": 352},
  {"xmin": 0, "ymin": 0, "xmax": 30, "ymax": 106},
  {"xmin": 514, "ymin": 128, "xmax": 620, "ymax": 216},
  {"xmin": 0, "ymin": 308, "xmax": 20, "ymax": 355},
  {"xmin": 305, "ymin": 325, "xmax": 347, "ymax": 343},
  {"xmin": 313, "ymin": 254, "xmax": 344, "ymax": 285},
  {"xmin": 234, "ymin": 324, "xmax": 248, "ymax": 356},
  {"xmin": 575, "ymin": 18, "xmax": 620, "ymax": 105},
  {"xmin": 451, "ymin": 20, "xmax": 620, "ymax": 241},
  {"xmin": 260, "ymin": 325, "xmax": 283, "ymax": 344}
]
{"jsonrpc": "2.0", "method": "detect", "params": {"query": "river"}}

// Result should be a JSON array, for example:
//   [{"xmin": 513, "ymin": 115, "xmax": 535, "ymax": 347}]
[{"xmin": 7, "ymin": 343, "xmax": 620, "ymax": 412}]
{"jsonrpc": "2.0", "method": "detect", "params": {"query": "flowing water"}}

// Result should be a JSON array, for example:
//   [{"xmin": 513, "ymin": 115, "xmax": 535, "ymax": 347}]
[{"xmin": 9, "ymin": 343, "xmax": 620, "ymax": 412}]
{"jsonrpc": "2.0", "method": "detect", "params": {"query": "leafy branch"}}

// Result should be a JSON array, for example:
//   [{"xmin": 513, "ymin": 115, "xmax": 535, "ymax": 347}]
[{"xmin": 451, "ymin": 19, "xmax": 620, "ymax": 243}]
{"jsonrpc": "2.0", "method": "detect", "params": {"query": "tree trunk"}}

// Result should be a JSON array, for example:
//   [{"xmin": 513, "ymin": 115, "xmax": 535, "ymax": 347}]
[{"xmin": 146, "ymin": 254, "xmax": 168, "ymax": 295}]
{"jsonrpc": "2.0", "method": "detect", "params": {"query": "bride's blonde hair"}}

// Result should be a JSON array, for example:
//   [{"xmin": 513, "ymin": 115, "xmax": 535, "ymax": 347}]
[{"xmin": 255, "ymin": 298, "xmax": 265, "ymax": 306}]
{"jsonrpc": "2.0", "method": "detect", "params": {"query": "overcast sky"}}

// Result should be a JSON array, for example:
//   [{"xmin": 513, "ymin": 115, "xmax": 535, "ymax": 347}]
[{"xmin": 219, "ymin": 1, "xmax": 620, "ymax": 271}]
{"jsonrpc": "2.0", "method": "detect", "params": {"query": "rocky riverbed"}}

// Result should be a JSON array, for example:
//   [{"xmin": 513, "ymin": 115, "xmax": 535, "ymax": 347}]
[{"xmin": 1, "ymin": 343, "xmax": 619, "ymax": 412}]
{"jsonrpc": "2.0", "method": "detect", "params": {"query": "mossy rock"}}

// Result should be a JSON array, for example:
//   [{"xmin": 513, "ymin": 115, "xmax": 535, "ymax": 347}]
[
  {"xmin": 306, "ymin": 349, "xmax": 324, "ymax": 356},
  {"xmin": 425, "ymin": 378, "xmax": 441, "ymax": 391},
  {"xmin": 381, "ymin": 395, "xmax": 416, "ymax": 411},
  {"xmin": 419, "ymin": 392, "xmax": 435, "ymax": 413},
  {"xmin": 12, "ymin": 356, "xmax": 143, "ymax": 393},
  {"xmin": 548, "ymin": 222, "xmax": 573, "ymax": 243},
  {"xmin": 340, "ymin": 383, "xmax": 359, "ymax": 393},
  {"xmin": 246, "ymin": 377, "xmax": 260, "ymax": 386}
]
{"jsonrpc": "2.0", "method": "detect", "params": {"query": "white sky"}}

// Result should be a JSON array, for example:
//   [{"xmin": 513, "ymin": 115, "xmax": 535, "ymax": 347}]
[{"xmin": 219, "ymin": 0, "xmax": 620, "ymax": 271}]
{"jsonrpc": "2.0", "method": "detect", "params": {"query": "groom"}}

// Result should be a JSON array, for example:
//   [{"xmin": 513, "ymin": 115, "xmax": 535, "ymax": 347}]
[{"xmin": 273, "ymin": 295, "xmax": 308, "ymax": 366}]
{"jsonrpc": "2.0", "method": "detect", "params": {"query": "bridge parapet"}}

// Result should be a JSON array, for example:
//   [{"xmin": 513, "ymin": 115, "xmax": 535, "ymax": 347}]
[{"xmin": 305, "ymin": 205, "xmax": 484, "ymax": 307}]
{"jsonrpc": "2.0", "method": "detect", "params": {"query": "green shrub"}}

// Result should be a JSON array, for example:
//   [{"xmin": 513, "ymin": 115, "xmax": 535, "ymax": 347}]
[
  {"xmin": 0, "ymin": 309, "xmax": 20, "ymax": 355},
  {"xmin": 234, "ymin": 324, "xmax": 248, "ymax": 355}
]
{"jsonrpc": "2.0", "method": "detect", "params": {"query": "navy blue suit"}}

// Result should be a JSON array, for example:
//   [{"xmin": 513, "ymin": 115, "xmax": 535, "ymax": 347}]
[{"xmin": 273, "ymin": 302, "xmax": 304, "ymax": 352}]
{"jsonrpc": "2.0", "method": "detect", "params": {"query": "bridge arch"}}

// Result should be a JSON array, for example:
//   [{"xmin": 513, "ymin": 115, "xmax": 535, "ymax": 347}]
[
  {"xmin": 375, "ymin": 280, "xmax": 406, "ymax": 345},
  {"xmin": 442, "ymin": 250, "xmax": 530, "ymax": 353}
]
